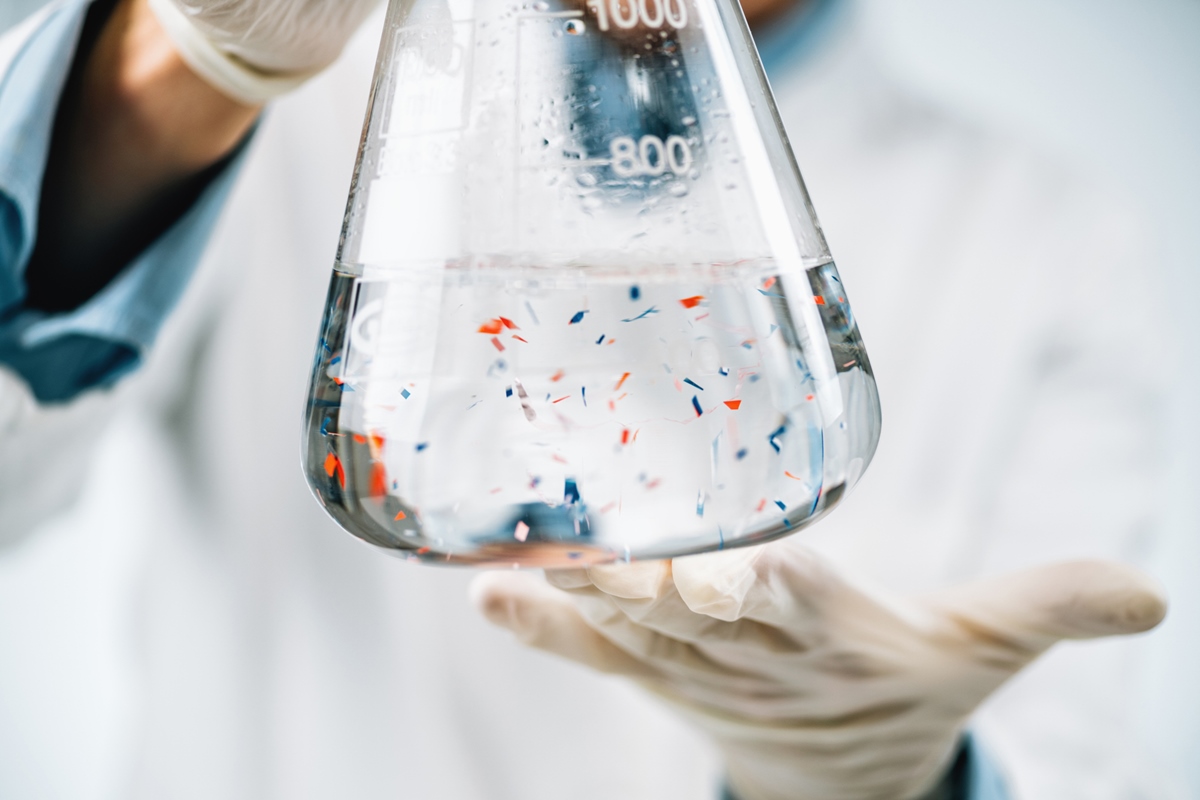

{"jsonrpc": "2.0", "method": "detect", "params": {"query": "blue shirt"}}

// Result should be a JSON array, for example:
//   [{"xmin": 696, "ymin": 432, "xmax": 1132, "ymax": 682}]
[{"xmin": 0, "ymin": 0, "xmax": 244, "ymax": 403}]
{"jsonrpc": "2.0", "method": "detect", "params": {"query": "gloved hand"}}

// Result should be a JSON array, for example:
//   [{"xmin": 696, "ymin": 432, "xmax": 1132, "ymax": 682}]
[
  {"xmin": 147, "ymin": 0, "xmax": 384, "ymax": 104},
  {"xmin": 472, "ymin": 543, "xmax": 1166, "ymax": 800}
]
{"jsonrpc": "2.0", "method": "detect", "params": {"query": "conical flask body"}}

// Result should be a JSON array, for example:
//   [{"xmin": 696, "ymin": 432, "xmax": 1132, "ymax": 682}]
[{"xmin": 303, "ymin": 0, "xmax": 880, "ymax": 566}]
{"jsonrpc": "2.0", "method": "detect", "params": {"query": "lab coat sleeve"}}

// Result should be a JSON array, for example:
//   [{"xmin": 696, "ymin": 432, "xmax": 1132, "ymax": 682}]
[{"xmin": 0, "ymin": 1, "xmax": 247, "ymax": 545}]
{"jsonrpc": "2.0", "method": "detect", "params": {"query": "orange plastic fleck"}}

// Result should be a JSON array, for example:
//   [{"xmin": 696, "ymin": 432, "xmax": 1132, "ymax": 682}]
[
  {"xmin": 394, "ymin": 511, "xmax": 407, "ymax": 521},
  {"xmin": 550, "ymin": 370, "xmax": 565, "ymax": 382},
  {"xmin": 615, "ymin": 371, "xmax": 631, "ymax": 390},
  {"xmin": 478, "ymin": 319, "xmax": 504, "ymax": 334},
  {"xmin": 353, "ymin": 434, "xmax": 367, "ymax": 444},
  {"xmin": 499, "ymin": 316, "xmax": 518, "ymax": 330},
  {"xmin": 784, "ymin": 471, "xmax": 802, "ymax": 481},
  {"xmin": 491, "ymin": 336, "xmax": 506, "ymax": 352},
  {"xmin": 324, "ymin": 453, "xmax": 339, "ymax": 478},
  {"xmin": 621, "ymin": 429, "xmax": 631, "ymax": 445},
  {"xmin": 680, "ymin": 295, "xmax": 705, "ymax": 309},
  {"xmin": 762, "ymin": 276, "xmax": 777, "ymax": 289},
  {"xmin": 369, "ymin": 463, "xmax": 388, "ymax": 496},
  {"xmin": 724, "ymin": 400, "xmax": 742, "ymax": 410},
  {"xmin": 813, "ymin": 296, "xmax": 826, "ymax": 305}
]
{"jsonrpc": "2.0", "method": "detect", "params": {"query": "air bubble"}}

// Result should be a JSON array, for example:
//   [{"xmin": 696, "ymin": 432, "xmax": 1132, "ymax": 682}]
[
  {"xmin": 681, "ymin": 115, "xmax": 696, "ymax": 126},
  {"xmin": 576, "ymin": 173, "xmax": 598, "ymax": 187},
  {"xmin": 564, "ymin": 19, "xmax": 585, "ymax": 34},
  {"xmin": 668, "ymin": 182, "xmax": 689, "ymax": 197}
]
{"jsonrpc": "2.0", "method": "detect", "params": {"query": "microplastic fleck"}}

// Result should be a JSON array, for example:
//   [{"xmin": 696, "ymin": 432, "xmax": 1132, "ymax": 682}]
[
  {"xmin": 569, "ymin": 310, "xmax": 588, "ymax": 325},
  {"xmin": 596, "ymin": 334, "xmax": 606, "ymax": 345},
  {"xmin": 499, "ymin": 316, "xmax": 518, "ymax": 330},
  {"xmin": 581, "ymin": 387, "xmax": 587, "ymax": 406},
  {"xmin": 691, "ymin": 396, "xmax": 703, "ymax": 416},
  {"xmin": 741, "ymin": 339, "xmax": 756, "ymax": 350},
  {"xmin": 564, "ymin": 478, "xmax": 581, "ymax": 504},
  {"xmin": 512, "ymin": 335, "xmax": 529, "ymax": 343},
  {"xmin": 514, "ymin": 521, "xmax": 530, "ymax": 542},
  {"xmin": 506, "ymin": 386, "xmax": 514, "ymax": 397},
  {"xmin": 762, "ymin": 276, "xmax": 777, "ymax": 289},
  {"xmin": 724, "ymin": 400, "xmax": 741, "ymax": 410},
  {"xmin": 630, "ymin": 286, "xmax": 641, "ymax": 300},
  {"xmin": 814, "ymin": 296, "xmax": 826, "ymax": 305},
  {"xmin": 525, "ymin": 301, "xmax": 540, "ymax": 325},
  {"xmin": 784, "ymin": 471, "xmax": 802, "ymax": 480},
  {"xmin": 324, "ymin": 453, "xmax": 339, "ymax": 477},
  {"xmin": 401, "ymin": 388, "xmax": 412, "ymax": 399},
  {"xmin": 552, "ymin": 395, "xmax": 570, "ymax": 404},
  {"xmin": 768, "ymin": 425, "xmax": 786, "ymax": 453},
  {"xmin": 696, "ymin": 491, "xmax": 706, "ymax": 518},
  {"xmin": 491, "ymin": 336, "xmax": 505, "ymax": 352},
  {"xmin": 478, "ymin": 319, "xmax": 503, "ymax": 334},
  {"xmin": 353, "ymin": 434, "xmax": 367, "ymax": 444},
  {"xmin": 736, "ymin": 448, "xmax": 749, "ymax": 460},
  {"xmin": 550, "ymin": 370, "xmax": 565, "ymax": 382},
  {"xmin": 843, "ymin": 360, "xmax": 857, "ymax": 368},
  {"xmin": 615, "ymin": 371, "xmax": 631, "ymax": 390},
  {"xmin": 514, "ymin": 379, "xmax": 537, "ymax": 421},
  {"xmin": 757, "ymin": 289, "xmax": 784, "ymax": 298},
  {"xmin": 622, "ymin": 306, "xmax": 659, "ymax": 322},
  {"xmin": 680, "ymin": 295, "xmax": 705, "ymax": 308},
  {"xmin": 683, "ymin": 378, "xmax": 704, "ymax": 390},
  {"xmin": 621, "ymin": 428, "xmax": 631, "ymax": 445},
  {"xmin": 416, "ymin": 442, "xmax": 429, "ymax": 452},
  {"xmin": 756, "ymin": 498, "xmax": 767, "ymax": 512},
  {"xmin": 806, "ymin": 394, "xmax": 815, "ymax": 401},
  {"xmin": 394, "ymin": 511, "xmax": 407, "ymax": 521},
  {"xmin": 775, "ymin": 500, "xmax": 787, "ymax": 511},
  {"xmin": 719, "ymin": 367, "xmax": 730, "ymax": 376}
]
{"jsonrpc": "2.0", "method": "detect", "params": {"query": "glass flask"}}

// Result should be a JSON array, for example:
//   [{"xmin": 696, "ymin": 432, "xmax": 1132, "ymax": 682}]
[{"xmin": 302, "ymin": 0, "xmax": 881, "ymax": 566}]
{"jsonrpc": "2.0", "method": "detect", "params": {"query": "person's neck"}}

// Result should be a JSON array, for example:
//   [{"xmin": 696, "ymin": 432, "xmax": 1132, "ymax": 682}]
[{"xmin": 744, "ymin": 0, "xmax": 812, "ymax": 32}]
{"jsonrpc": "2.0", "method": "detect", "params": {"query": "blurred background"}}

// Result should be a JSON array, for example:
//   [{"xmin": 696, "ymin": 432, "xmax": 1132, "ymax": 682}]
[{"xmin": 1, "ymin": 0, "xmax": 1197, "ymax": 797}]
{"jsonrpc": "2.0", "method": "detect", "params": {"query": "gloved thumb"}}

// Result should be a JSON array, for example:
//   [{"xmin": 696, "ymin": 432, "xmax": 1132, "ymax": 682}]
[
  {"xmin": 470, "ymin": 571, "xmax": 658, "ymax": 678},
  {"xmin": 924, "ymin": 560, "xmax": 1167, "ymax": 654}
]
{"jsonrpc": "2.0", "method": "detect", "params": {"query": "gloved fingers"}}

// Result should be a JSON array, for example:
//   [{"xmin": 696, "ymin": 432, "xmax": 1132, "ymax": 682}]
[
  {"xmin": 549, "ymin": 562, "xmax": 812, "ymax": 657},
  {"xmin": 672, "ymin": 541, "xmax": 892, "ymax": 635},
  {"xmin": 470, "ymin": 571, "xmax": 658, "ymax": 679},
  {"xmin": 923, "ymin": 560, "xmax": 1168, "ymax": 656}
]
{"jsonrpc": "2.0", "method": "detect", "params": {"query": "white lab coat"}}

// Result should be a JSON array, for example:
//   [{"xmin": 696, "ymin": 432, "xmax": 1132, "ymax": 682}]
[{"xmin": 0, "ymin": 3, "xmax": 1185, "ymax": 799}]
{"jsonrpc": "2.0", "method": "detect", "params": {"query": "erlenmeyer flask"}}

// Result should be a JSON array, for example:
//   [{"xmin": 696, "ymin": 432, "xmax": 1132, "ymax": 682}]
[{"xmin": 303, "ymin": 0, "xmax": 880, "ymax": 566}]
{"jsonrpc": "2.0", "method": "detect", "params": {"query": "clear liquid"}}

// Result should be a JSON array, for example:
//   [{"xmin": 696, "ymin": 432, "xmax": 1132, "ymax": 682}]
[{"xmin": 303, "ymin": 261, "xmax": 879, "ymax": 567}]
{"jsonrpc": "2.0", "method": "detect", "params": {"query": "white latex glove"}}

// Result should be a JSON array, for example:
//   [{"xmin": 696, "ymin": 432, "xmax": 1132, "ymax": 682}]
[
  {"xmin": 472, "ymin": 543, "xmax": 1166, "ymax": 800},
  {"xmin": 147, "ymin": 0, "xmax": 384, "ymax": 104}
]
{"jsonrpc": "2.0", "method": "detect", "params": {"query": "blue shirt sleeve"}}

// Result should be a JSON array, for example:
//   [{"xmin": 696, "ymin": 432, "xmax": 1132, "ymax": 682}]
[
  {"xmin": 719, "ymin": 735, "xmax": 1011, "ymax": 800},
  {"xmin": 0, "ymin": 0, "xmax": 248, "ymax": 403}
]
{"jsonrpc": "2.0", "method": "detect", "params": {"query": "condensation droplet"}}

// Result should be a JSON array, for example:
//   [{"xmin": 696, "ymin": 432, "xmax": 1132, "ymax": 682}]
[
  {"xmin": 564, "ymin": 19, "xmax": 585, "ymax": 34},
  {"xmin": 576, "ymin": 172, "xmax": 597, "ymax": 187},
  {"xmin": 668, "ymin": 182, "xmax": 689, "ymax": 197},
  {"xmin": 681, "ymin": 115, "xmax": 696, "ymax": 126}
]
